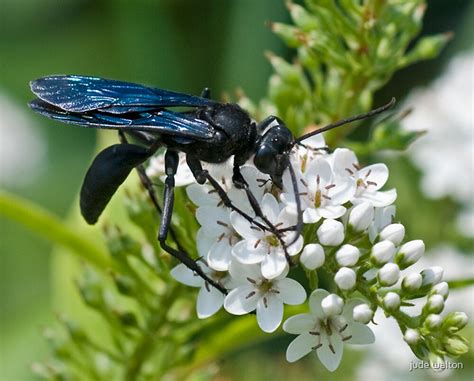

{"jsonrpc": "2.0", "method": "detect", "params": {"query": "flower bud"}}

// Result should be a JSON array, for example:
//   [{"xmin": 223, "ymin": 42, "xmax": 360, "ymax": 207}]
[
  {"xmin": 442, "ymin": 312, "xmax": 469, "ymax": 332},
  {"xmin": 334, "ymin": 267, "xmax": 357, "ymax": 291},
  {"xmin": 421, "ymin": 266, "xmax": 443, "ymax": 286},
  {"xmin": 377, "ymin": 263, "xmax": 400, "ymax": 286},
  {"xmin": 317, "ymin": 219, "xmax": 345, "ymax": 246},
  {"xmin": 383, "ymin": 292, "xmax": 401, "ymax": 311},
  {"xmin": 379, "ymin": 223, "xmax": 405, "ymax": 245},
  {"xmin": 300, "ymin": 243, "xmax": 325, "ymax": 270},
  {"xmin": 401, "ymin": 273, "xmax": 423, "ymax": 292},
  {"xmin": 353, "ymin": 304, "xmax": 374, "ymax": 324},
  {"xmin": 424, "ymin": 314, "xmax": 442, "ymax": 330},
  {"xmin": 335, "ymin": 244, "xmax": 360, "ymax": 267},
  {"xmin": 348, "ymin": 202, "xmax": 374, "ymax": 231},
  {"xmin": 431, "ymin": 281, "xmax": 449, "ymax": 299},
  {"xmin": 443, "ymin": 336, "xmax": 469, "ymax": 357},
  {"xmin": 425, "ymin": 294, "xmax": 444, "ymax": 314},
  {"xmin": 395, "ymin": 240, "xmax": 425, "ymax": 269},
  {"xmin": 321, "ymin": 294, "xmax": 344, "ymax": 316},
  {"xmin": 371, "ymin": 240, "xmax": 396, "ymax": 266},
  {"xmin": 403, "ymin": 328, "xmax": 420, "ymax": 345}
]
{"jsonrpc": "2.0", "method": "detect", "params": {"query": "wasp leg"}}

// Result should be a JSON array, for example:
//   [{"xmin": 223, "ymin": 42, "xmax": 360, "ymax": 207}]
[
  {"xmin": 186, "ymin": 155, "xmax": 268, "ymax": 232},
  {"xmin": 232, "ymin": 164, "xmax": 294, "ymax": 265},
  {"xmin": 158, "ymin": 150, "xmax": 227, "ymax": 295},
  {"xmin": 117, "ymin": 131, "xmax": 188, "ymax": 253},
  {"xmin": 200, "ymin": 87, "xmax": 211, "ymax": 99}
]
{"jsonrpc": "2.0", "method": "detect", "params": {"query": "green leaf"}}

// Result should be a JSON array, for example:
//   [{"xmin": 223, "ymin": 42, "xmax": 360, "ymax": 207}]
[{"xmin": 0, "ymin": 190, "xmax": 110, "ymax": 270}]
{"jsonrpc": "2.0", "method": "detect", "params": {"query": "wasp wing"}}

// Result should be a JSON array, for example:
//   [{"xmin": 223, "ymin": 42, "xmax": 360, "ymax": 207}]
[
  {"xmin": 30, "ymin": 75, "xmax": 217, "ymax": 114},
  {"xmin": 29, "ymin": 98, "xmax": 214, "ymax": 140}
]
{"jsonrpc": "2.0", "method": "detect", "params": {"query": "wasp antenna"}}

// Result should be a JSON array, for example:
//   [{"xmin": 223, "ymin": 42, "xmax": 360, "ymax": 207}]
[{"xmin": 295, "ymin": 97, "xmax": 396, "ymax": 144}]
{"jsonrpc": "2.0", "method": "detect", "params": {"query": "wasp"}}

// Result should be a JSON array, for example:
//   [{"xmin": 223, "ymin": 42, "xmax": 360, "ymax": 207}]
[{"xmin": 30, "ymin": 75, "xmax": 395, "ymax": 293}]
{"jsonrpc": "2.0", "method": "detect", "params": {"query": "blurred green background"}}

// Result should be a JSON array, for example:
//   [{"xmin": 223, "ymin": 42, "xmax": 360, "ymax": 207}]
[{"xmin": 1, "ymin": 1, "xmax": 472, "ymax": 380}]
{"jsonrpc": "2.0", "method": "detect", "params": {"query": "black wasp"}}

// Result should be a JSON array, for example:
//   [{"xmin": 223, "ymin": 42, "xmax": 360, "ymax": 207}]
[{"xmin": 29, "ymin": 75, "xmax": 395, "ymax": 294}]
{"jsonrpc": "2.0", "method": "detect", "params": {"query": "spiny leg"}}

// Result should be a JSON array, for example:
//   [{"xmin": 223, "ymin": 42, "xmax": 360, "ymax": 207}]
[
  {"xmin": 118, "ymin": 131, "xmax": 186, "ymax": 253},
  {"xmin": 232, "ymin": 163, "xmax": 294, "ymax": 265},
  {"xmin": 159, "ymin": 150, "xmax": 227, "ymax": 294}
]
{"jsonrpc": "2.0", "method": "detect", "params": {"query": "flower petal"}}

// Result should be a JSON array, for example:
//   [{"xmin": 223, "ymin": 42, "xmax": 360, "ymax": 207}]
[
  {"xmin": 196, "ymin": 228, "xmax": 215, "ymax": 258},
  {"xmin": 303, "ymin": 208, "xmax": 321, "ymax": 224},
  {"xmin": 347, "ymin": 322, "xmax": 375, "ymax": 345},
  {"xmin": 230, "ymin": 212, "xmax": 262, "ymax": 239},
  {"xmin": 232, "ymin": 240, "xmax": 266, "ymax": 264},
  {"xmin": 332, "ymin": 148, "xmax": 359, "ymax": 178},
  {"xmin": 261, "ymin": 251, "xmax": 288, "ymax": 279},
  {"xmin": 317, "ymin": 333, "xmax": 343, "ymax": 372},
  {"xmin": 186, "ymin": 183, "xmax": 218, "ymax": 206},
  {"xmin": 283, "ymin": 314, "xmax": 315, "ymax": 334},
  {"xmin": 170, "ymin": 264, "xmax": 203, "ymax": 287},
  {"xmin": 207, "ymin": 239, "xmax": 233, "ymax": 271},
  {"xmin": 224, "ymin": 285, "xmax": 259, "ymax": 315},
  {"xmin": 275, "ymin": 278, "xmax": 307, "ymax": 305},
  {"xmin": 309, "ymin": 289, "xmax": 330, "ymax": 319},
  {"xmin": 196, "ymin": 285, "xmax": 224, "ymax": 319},
  {"xmin": 359, "ymin": 163, "xmax": 389, "ymax": 191},
  {"xmin": 261, "ymin": 193, "xmax": 281, "ymax": 222},
  {"xmin": 286, "ymin": 333, "xmax": 315, "ymax": 362},
  {"xmin": 355, "ymin": 189, "xmax": 397, "ymax": 207},
  {"xmin": 228, "ymin": 261, "xmax": 262, "ymax": 285},
  {"xmin": 256, "ymin": 295, "xmax": 283, "ymax": 332},
  {"xmin": 196, "ymin": 206, "xmax": 230, "ymax": 237}
]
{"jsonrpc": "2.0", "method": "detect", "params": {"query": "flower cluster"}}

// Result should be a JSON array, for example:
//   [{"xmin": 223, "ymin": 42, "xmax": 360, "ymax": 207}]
[{"xmin": 147, "ymin": 134, "xmax": 469, "ymax": 371}]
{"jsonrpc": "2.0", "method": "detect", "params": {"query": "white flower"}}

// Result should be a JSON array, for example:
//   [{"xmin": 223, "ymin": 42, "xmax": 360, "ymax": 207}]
[
  {"xmin": 292, "ymin": 134, "xmax": 327, "ymax": 173},
  {"xmin": 348, "ymin": 202, "xmax": 374, "ymax": 231},
  {"xmin": 370, "ymin": 240, "xmax": 396, "ymax": 266},
  {"xmin": 230, "ymin": 193, "xmax": 304, "ymax": 279},
  {"xmin": 334, "ymin": 267, "xmax": 357, "ymax": 291},
  {"xmin": 170, "ymin": 262, "xmax": 231, "ymax": 319},
  {"xmin": 281, "ymin": 156, "xmax": 354, "ymax": 224},
  {"xmin": 317, "ymin": 219, "xmax": 345, "ymax": 246},
  {"xmin": 195, "ymin": 206, "xmax": 240, "ymax": 271},
  {"xmin": 379, "ymin": 223, "xmax": 405, "ymax": 245},
  {"xmin": 395, "ymin": 240, "xmax": 425, "ymax": 269},
  {"xmin": 321, "ymin": 294, "xmax": 344, "ymax": 316},
  {"xmin": 300, "ymin": 243, "xmax": 325, "ymax": 270},
  {"xmin": 335, "ymin": 244, "xmax": 360, "ymax": 267},
  {"xmin": 186, "ymin": 162, "xmax": 262, "ymax": 213},
  {"xmin": 283, "ymin": 289, "xmax": 375, "ymax": 371},
  {"xmin": 146, "ymin": 151, "xmax": 195, "ymax": 187},
  {"xmin": 224, "ymin": 262, "xmax": 306, "ymax": 333},
  {"xmin": 377, "ymin": 263, "xmax": 400, "ymax": 286},
  {"xmin": 332, "ymin": 148, "xmax": 397, "ymax": 207},
  {"xmin": 353, "ymin": 304, "xmax": 374, "ymax": 324}
]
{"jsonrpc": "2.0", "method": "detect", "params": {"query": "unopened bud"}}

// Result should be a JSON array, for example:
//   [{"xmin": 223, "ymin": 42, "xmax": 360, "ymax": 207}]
[
  {"xmin": 300, "ymin": 243, "xmax": 325, "ymax": 270},
  {"xmin": 371, "ymin": 240, "xmax": 396, "ymax": 266},
  {"xmin": 379, "ymin": 223, "xmax": 405, "ymax": 245},
  {"xmin": 317, "ymin": 219, "xmax": 345, "ymax": 246},
  {"xmin": 421, "ymin": 266, "xmax": 443, "ymax": 286},
  {"xmin": 321, "ymin": 294, "xmax": 344, "ymax": 317},
  {"xmin": 443, "ymin": 336, "xmax": 469, "ymax": 356},
  {"xmin": 383, "ymin": 292, "xmax": 401, "ymax": 311},
  {"xmin": 395, "ymin": 240, "xmax": 425, "ymax": 268},
  {"xmin": 402, "ymin": 273, "xmax": 423, "ymax": 292},
  {"xmin": 378, "ymin": 263, "xmax": 400, "ymax": 286},
  {"xmin": 424, "ymin": 314, "xmax": 442, "ymax": 330},
  {"xmin": 404, "ymin": 328, "xmax": 420, "ymax": 345},
  {"xmin": 334, "ymin": 267, "xmax": 357, "ymax": 291},
  {"xmin": 335, "ymin": 244, "xmax": 360, "ymax": 267},
  {"xmin": 353, "ymin": 304, "xmax": 374, "ymax": 324},
  {"xmin": 349, "ymin": 202, "xmax": 374, "ymax": 231},
  {"xmin": 425, "ymin": 294, "xmax": 445, "ymax": 314},
  {"xmin": 431, "ymin": 281, "xmax": 449, "ymax": 300},
  {"xmin": 442, "ymin": 312, "xmax": 469, "ymax": 332}
]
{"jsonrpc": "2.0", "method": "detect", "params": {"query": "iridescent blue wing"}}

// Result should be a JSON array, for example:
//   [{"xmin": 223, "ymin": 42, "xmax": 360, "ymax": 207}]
[
  {"xmin": 29, "ymin": 99, "xmax": 214, "ymax": 140},
  {"xmin": 30, "ymin": 75, "xmax": 217, "ymax": 114}
]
